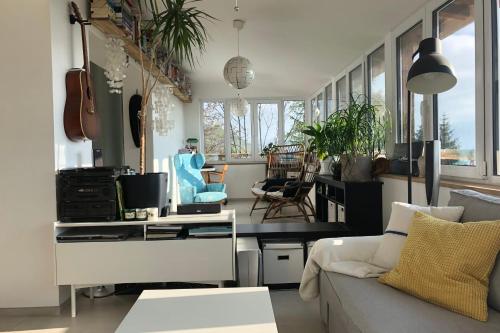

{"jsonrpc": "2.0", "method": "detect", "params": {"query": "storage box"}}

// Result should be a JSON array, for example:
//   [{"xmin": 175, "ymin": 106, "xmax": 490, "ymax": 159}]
[
  {"xmin": 237, "ymin": 237, "xmax": 261, "ymax": 287},
  {"xmin": 262, "ymin": 241, "xmax": 304, "ymax": 284}
]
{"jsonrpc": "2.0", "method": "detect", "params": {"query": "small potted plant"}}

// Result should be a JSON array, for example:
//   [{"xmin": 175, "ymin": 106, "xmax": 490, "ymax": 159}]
[{"xmin": 186, "ymin": 137, "xmax": 199, "ymax": 152}]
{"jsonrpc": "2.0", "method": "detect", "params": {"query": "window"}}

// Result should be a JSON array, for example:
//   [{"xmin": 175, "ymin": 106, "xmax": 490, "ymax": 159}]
[
  {"xmin": 397, "ymin": 22, "xmax": 424, "ymax": 143},
  {"xmin": 284, "ymin": 100, "xmax": 306, "ymax": 144},
  {"xmin": 229, "ymin": 101, "xmax": 252, "ymax": 160},
  {"xmin": 349, "ymin": 65, "xmax": 364, "ymax": 101},
  {"xmin": 326, "ymin": 83, "xmax": 333, "ymax": 117},
  {"xmin": 201, "ymin": 101, "xmax": 225, "ymax": 161},
  {"xmin": 367, "ymin": 45, "xmax": 386, "ymax": 113},
  {"xmin": 257, "ymin": 102, "xmax": 279, "ymax": 155},
  {"xmin": 310, "ymin": 97, "xmax": 316, "ymax": 124},
  {"xmin": 336, "ymin": 76, "xmax": 347, "ymax": 110},
  {"xmin": 433, "ymin": 0, "xmax": 476, "ymax": 167},
  {"xmin": 316, "ymin": 92, "xmax": 324, "ymax": 122}
]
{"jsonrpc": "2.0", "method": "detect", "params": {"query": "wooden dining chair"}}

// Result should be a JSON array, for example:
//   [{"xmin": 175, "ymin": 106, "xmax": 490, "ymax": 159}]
[{"xmin": 208, "ymin": 164, "xmax": 229, "ymax": 183}]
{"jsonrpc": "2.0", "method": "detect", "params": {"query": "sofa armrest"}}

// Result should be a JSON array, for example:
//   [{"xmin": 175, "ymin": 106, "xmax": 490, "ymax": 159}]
[
  {"xmin": 207, "ymin": 183, "xmax": 226, "ymax": 193},
  {"xmin": 310, "ymin": 236, "xmax": 383, "ymax": 263},
  {"xmin": 300, "ymin": 236, "xmax": 385, "ymax": 301}
]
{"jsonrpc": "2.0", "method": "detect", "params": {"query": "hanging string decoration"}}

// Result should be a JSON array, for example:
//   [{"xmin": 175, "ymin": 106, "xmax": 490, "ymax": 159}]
[
  {"xmin": 152, "ymin": 85, "xmax": 175, "ymax": 136},
  {"xmin": 104, "ymin": 37, "xmax": 128, "ymax": 94}
]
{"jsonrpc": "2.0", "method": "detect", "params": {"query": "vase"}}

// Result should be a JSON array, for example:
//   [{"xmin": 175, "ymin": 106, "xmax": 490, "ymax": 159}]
[
  {"xmin": 340, "ymin": 156, "xmax": 373, "ymax": 182},
  {"xmin": 319, "ymin": 157, "xmax": 333, "ymax": 175}
]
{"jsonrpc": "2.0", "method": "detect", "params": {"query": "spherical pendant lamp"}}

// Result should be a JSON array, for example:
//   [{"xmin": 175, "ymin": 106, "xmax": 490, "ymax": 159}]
[
  {"xmin": 223, "ymin": 19, "xmax": 255, "ymax": 89},
  {"xmin": 230, "ymin": 94, "xmax": 249, "ymax": 117}
]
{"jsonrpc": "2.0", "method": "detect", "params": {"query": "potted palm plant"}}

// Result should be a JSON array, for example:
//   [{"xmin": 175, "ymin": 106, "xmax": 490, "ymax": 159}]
[
  {"xmin": 121, "ymin": 0, "xmax": 215, "ymax": 215},
  {"xmin": 335, "ymin": 98, "xmax": 388, "ymax": 182}
]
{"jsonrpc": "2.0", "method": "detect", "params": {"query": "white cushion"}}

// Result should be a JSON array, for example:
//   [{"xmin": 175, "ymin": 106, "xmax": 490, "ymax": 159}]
[
  {"xmin": 251, "ymin": 187, "xmax": 283, "ymax": 198},
  {"xmin": 370, "ymin": 202, "xmax": 464, "ymax": 269}
]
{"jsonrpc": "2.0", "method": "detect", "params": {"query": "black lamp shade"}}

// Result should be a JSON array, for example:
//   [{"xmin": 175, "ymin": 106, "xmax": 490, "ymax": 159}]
[{"xmin": 407, "ymin": 38, "xmax": 457, "ymax": 94}]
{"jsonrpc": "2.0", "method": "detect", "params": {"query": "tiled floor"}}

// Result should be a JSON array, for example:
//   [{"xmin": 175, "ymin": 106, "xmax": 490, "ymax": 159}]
[
  {"xmin": 0, "ymin": 290, "xmax": 325, "ymax": 333},
  {"xmin": 0, "ymin": 200, "xmax": 322, "ymax": 333},
  {"xmin": 226, "ymin": 198, "xmax": 313, "ymax": 224}
]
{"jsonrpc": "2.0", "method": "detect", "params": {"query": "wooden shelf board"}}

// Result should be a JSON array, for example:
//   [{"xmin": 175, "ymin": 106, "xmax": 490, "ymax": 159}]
[{"xmin": 91, "ymin": 19, "xmax": 192, "ymax": 103}]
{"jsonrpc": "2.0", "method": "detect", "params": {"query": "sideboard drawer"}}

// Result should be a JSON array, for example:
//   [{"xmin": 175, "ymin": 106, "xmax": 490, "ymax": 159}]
[{"xmin": 56, "ymin": 238, "xmax": 233, "ymax": 285}]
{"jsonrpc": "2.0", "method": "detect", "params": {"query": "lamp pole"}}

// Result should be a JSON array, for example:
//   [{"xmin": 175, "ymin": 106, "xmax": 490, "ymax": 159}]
[{"xmin": 407, "ymin": 90, "xmax": 413, "ymax": 204}]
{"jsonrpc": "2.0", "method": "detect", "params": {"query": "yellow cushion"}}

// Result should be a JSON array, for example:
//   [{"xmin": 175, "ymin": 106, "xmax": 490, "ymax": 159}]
[{"xmin": 378, "ymin": 211, "xmax": 500, "ymax": 321}]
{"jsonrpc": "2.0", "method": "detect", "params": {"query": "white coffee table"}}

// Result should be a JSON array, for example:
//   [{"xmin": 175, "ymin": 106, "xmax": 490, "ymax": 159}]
[{"xmin": 116, "ymin": 287, "xmax": 278, "ymax": 333}]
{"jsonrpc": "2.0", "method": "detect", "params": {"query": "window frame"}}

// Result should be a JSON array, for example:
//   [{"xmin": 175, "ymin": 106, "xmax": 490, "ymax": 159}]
[
  {"xmin": 487, "ymin": 0, "xmax": 500, "ymax": 182},
  {"xmin": 200, "ymin": 97, "xmax": 306, "ymax": 164},
  {"xmin": 428, "ymin": 0, "xmax": 485, "ymax": 179},
  {"xmin": 335, "ymin": 72, "xmax": 348, "ymax": 111},
  {"xmin": 347, "ymin": 58, "xmax": 366, "ymax": 102},
  {"xmin": 367, "ymin": 44, "xmax": 386, "ymax": 106}
]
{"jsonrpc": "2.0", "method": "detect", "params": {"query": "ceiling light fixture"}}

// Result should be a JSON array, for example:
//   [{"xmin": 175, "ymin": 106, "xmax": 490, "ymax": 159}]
[{"xmin": 223, "ymin": 1, "xmax": 255, "ymax": 89}]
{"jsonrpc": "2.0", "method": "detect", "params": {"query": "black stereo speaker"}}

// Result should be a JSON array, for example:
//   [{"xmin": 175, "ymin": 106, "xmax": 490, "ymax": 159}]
[
  {"xmin": 57, "ymin": 167, "xmax": 120, "ymax": 222},
  {"xmin": 177, "ymin": 203, "xmax": 221, "ymax": 215}
]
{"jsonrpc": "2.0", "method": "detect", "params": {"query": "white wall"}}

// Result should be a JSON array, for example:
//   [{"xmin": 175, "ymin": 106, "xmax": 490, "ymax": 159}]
[
  {"xmin": 89, "ymin": 29, "xmax": 185, "ymax": 203},
  {"xmin": 380, "ymin": 176, "xmax": 453, "ymax": 229},
  {"xmin": 51, "ymin": 0, "xmax": 93, "ymax": 169},
  {"xmin": 0, "ymin": 0, "xmax": 91, "ymax": 308}
]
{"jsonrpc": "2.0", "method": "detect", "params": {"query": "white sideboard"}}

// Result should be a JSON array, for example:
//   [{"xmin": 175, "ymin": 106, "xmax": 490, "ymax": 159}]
[{"xmin": 53, "ymin": 210, "xmax": 236, "ymax": 317}]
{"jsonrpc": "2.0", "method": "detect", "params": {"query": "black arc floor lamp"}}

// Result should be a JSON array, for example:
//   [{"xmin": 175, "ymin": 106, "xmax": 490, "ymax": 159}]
[{"xmin": 406, "ymin": 37, "xmax": 457, "ymax": 205}]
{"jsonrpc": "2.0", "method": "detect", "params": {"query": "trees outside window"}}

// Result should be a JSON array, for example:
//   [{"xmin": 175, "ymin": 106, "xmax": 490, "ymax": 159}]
[
  {"xmin": 202, "ymin": 101, "xmax": 225, "ymax": 161},
  {"xmin": 284, "ymin": 101, "xmax": 305, "ymax": 144}
]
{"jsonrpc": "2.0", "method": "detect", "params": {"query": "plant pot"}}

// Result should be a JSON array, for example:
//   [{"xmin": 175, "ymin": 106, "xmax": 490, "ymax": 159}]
[
  {"xmin": 319, "ymin": 157, "xmax": 333, "ymax": 175},
  {"xmin": 330, "ymin": 161, "xmax": 342, "ymax": 181},
  {"xmin": 341, "ymin": 156, "xmax": 373, "ymax": 182},
  {"xmin": 120, "ymin": 173, "xmax": 169, "ymax": 217}
]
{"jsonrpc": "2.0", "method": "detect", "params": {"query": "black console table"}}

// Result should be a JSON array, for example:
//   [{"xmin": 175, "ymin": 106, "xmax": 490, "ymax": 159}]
[
  {"xmin": 236, "ymin": 222, "xmax": 351, "ymax": 242},
  {"xmin": 315, "ymin": 175, "xmax": 383, "ymax": 236}
]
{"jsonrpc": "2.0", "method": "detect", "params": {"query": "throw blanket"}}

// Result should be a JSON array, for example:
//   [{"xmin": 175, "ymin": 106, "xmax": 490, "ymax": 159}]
[{"xmin": 299, "ymin": 236, "xmax": 387, "ymax": 301}]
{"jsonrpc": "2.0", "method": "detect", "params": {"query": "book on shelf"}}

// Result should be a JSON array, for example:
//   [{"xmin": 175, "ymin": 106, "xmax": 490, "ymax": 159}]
[{"xmin": 188, "ymin": 226, "xmax": 232, "ymax": 237}]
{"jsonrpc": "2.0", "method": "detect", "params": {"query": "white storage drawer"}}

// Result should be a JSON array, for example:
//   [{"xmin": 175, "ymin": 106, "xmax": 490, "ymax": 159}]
[
  {"xmin": 56, "ymin": 238, "xmax": 233, "ymax": 285},
  {"xmin": 262, "ymin": 242, "xmax": 304, "ymax": 284}
]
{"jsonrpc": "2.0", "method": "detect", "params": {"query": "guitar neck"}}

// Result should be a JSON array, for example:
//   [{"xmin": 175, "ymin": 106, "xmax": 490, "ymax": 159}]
[{"xmin": 79, "ymin": 22, "xmax": 91, "ymax": 82}]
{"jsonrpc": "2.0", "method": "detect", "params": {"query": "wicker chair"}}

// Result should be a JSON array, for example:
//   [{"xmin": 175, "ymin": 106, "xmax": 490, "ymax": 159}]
[
  {"xmin": 260, "ymin": 153, "xmax": 320, "ymax": 223},
  {"xmin": 250, "ymin": 144, "xmax": 305, "ymax": 216}
]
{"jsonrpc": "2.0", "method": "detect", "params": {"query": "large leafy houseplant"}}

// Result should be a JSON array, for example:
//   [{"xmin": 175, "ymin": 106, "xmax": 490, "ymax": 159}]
[
  {"xmin": 302, "ymin": 97, "xmax": 388, "ymax": 180},
  {"xmin": 334, "ymin": 98, "xmax": 388, "ymax": 181},
  {"xmin": 136, "ymin": 0, "xmax": 215, "ymax": 174}
]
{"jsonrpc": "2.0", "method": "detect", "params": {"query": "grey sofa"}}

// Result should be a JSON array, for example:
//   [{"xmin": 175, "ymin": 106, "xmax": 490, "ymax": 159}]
[{"xmin": 319, "ymin": 190, "xmax": 500, "ymax": 333}]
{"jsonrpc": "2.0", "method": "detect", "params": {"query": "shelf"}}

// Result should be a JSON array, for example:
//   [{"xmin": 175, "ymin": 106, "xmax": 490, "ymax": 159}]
[
  {"xmin": 91, "ymin": 18, "xmax": 192, "ymax": 103},
  {"xmin": 54, "ymin": 210, "xmax": 236, "ymax": 227}
]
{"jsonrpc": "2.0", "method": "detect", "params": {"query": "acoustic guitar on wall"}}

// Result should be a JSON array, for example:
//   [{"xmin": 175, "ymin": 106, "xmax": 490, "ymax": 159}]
[{"xmin": 64, "ymin": 1, "xmax": 98, "ymax": 141}]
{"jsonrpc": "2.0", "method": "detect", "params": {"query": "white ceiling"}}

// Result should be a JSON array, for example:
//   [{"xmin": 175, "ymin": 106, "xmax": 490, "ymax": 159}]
[{"xmin": 189, "ymin": 0, "xmax": 428, "ymax": 98}]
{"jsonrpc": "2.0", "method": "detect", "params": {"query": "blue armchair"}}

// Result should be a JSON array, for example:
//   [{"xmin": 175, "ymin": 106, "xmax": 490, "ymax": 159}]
[{"xmin": 173, "ymin": 153, "xmax": 227, "ymax": 204}]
